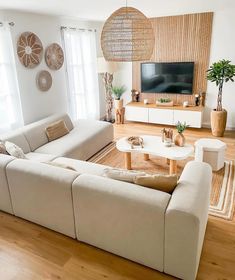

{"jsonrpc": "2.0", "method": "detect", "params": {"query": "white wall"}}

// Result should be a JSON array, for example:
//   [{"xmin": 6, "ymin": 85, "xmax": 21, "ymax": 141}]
[
  {"xmin": 204, "ymin": 9, "xmax": 235, "ymax": 129},
  {"xmin": 0, "ymin": 10, "xmax": 103, "ymax": 124}
]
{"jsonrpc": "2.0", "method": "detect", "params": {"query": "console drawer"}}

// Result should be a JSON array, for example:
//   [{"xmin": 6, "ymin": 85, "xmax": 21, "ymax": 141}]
[
  {"xmin": 174, "ymin": 110, "xmax": 202, "ymax": 128},
  {"xmin": 125, "ymin": 106, "xmax": 149, "ymax": 122},
  {"xmin": 149, "ymin": 108, "xmax": 174, "ymax": 125}
]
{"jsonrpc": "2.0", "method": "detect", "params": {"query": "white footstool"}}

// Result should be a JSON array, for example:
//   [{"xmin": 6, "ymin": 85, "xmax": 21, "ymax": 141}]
[{"xmin": 194, "ymin": 138, "xmax": 226, "ymax": 171}]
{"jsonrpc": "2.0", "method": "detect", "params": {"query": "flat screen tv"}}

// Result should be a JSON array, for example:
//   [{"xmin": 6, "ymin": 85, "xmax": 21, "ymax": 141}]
[{"xmin": 141, "ymin": 62, "xmax": 194, "ymax": 94}]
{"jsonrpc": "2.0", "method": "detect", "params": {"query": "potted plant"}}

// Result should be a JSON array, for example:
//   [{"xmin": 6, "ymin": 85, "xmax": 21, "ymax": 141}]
[
  {"xmin": 112, "ymin": 85, "xmax": 126, "ymax": 109},
  {"xmin": 207, "ymin": 59, "xmax": 235, "ymax": 137},
  {"xmin": 156, "ymin": 98, "xmax": 173, "ymax": 107},
  {"xmin": 174, "ymin": 121, "xmax": 188, "ymax": 147}
]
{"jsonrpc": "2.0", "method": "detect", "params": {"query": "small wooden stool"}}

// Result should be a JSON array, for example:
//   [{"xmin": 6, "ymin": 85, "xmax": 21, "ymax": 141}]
[{"xmin": 115, "ymin": 107, "xmax": 125, "ymax": 124}]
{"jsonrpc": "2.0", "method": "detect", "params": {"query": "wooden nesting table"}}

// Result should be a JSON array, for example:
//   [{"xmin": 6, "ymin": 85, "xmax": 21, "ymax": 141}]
[{"xmin": 116, "ymin": 135, "xmax": 194, "ymax": 175}]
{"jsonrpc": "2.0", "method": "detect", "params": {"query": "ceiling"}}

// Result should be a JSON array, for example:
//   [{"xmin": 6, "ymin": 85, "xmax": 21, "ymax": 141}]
[{"xmin": 0, "ymin": 0, "xmax": 234, "ymax": 21}]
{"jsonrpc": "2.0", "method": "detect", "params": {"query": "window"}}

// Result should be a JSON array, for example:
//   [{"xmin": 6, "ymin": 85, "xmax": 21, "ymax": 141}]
[
  {"xmin": 62, "ymin": 28, "xmax": 100, "ymax": 121},
  {"xmin": 0, "ymin": 23, "xmax": 23, "ymax": 133}
]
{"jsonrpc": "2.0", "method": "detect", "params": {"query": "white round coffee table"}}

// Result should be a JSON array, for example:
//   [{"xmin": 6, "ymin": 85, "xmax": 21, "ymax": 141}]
[{"xmin": 116, "ymin": 135, "xmax": 194, "ymax": 174}]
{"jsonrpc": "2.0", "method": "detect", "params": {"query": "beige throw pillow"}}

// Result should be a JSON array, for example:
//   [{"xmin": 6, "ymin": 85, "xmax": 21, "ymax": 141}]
[
  {"xmin": 134, "ymin": 174, "xmax": 178, "ymax": 194},
  {"xmin": 43, "ymin": 161, "xmax": 77, "ymax": 171},
  {"xmin": 103, "ymin": 168, "xmax": 146, "ymax": 183},
  {"xmin": 5, "ymin": 141, "xmax": 26, "ymax": 159},
  {"xmin": 45, "ymin": 120, "xmax": 69, "ymax": 142}
]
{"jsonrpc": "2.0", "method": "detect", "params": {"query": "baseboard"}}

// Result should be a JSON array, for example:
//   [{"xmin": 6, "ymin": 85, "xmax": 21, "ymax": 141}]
[{"xmin": 202, "ymin": 122, "xmax": 235, "ymax": 131}]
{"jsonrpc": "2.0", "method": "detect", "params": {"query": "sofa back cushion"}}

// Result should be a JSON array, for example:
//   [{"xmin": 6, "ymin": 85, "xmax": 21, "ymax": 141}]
[
  {"xmin": 23, "ymin": 113, "xmax": 74, "ymax": 151},
  {"xmin": 1, "ymin": 130, "xmax": 31, "ymax": 153}
]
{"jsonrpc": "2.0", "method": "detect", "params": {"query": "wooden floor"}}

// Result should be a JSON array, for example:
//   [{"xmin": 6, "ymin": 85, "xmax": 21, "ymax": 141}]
[{"xmin": 0, "ymin": 122, "xmax": 235, "ymax": 280}]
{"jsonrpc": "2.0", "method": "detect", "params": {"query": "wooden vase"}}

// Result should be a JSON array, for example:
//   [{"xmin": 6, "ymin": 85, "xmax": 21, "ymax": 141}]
[
  {"xmin": 114, "ymin": 99, "xmax": 123, "ymax": 110},
  {"xmin": 211, "ymin": 109, "xmax": 227, "ymax": 137},
  {"xmin": 174, "ymin": 133, "xmax": 185, "ymax": 147}
]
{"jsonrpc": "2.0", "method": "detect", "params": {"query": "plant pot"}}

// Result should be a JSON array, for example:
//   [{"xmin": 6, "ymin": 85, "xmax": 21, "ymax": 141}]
[
  {"xmin": 174, "ymin": 133, "xmax": 185, "ymax": 147},
  {"xmin": 211, "ymin": 109, "xmax": 227, "ymax": 137},
  {"xmin": 114, "ymin": 99, "xmax": 123, "ymax": 110},
  {"xmin": 156, "ymin": 100, "xmax": 174, "ymax": 107}
]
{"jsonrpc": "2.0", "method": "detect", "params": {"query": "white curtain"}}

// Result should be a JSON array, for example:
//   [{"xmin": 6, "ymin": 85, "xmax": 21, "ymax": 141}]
[
  {"xmin": 62, "ymin": 28, "xmax": 100, "ymax": 120},
  {"xmin": 0, "ymin": 23, "xmax": 23, "ymax": 134}
]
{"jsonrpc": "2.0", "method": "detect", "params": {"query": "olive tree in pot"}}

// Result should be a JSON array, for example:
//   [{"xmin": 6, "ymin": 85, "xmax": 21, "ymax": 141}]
[
  {"xmin": 207, "ymin": 59, "xmax": 235, "ymax": 137},
  {"xmin": 112, "ymin": 85, "xmax": 126, "ymax": 110}
]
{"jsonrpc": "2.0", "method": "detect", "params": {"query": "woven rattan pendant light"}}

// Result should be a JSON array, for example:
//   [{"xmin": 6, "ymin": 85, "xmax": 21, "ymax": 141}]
[{"xmin": 101, "ymin": 2, "xmax": 155, "ymax": 62}]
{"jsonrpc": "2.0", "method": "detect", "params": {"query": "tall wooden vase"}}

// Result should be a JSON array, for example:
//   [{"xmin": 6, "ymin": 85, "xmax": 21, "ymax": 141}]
[{"xmin": 211, "ymin": 109, "xmax": 227, "ymax": 137}]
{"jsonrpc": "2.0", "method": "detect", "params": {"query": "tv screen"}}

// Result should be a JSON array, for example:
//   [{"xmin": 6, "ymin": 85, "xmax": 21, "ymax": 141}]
[{"xmin": 141, "ymin": 62, "xmax": 194, "ymax": 94}]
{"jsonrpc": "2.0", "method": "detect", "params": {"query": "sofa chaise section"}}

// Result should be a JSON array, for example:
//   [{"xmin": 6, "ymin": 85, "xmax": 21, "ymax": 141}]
[
  {"xmin": 35, "ymin": 119, "xmax": 113, "ymax": 160},
  {"xmin": 0, "ymin": 113, "xmax": 114, "ymax": 161}
]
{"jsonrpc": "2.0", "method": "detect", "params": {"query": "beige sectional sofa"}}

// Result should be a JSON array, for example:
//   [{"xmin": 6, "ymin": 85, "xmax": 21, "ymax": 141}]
[
  {"xmin": 0, "ymin": 114, "xmax": 212, "ymax": 279},
  {"xmin": 0, "ymin": 148, "xmax": 212, "ymax": 280}
]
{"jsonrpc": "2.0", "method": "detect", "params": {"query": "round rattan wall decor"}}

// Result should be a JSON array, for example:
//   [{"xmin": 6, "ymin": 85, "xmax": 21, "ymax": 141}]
[
  {"xmin": 17, "ymin": 32, "xmax": 43, "ymax": 68},
  {"xmin": 36, "ymin": 70, "xmax": 52, "ymax": 92},
  {"xmin": 45, "ymin": 43, "xmax": 64, "ymax": 70}
]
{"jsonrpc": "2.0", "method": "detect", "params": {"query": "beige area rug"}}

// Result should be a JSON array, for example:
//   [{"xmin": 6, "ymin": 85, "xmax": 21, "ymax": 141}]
[{"xmin": 88, "ymin": 142, "xmax": 235, "ymax": 221}]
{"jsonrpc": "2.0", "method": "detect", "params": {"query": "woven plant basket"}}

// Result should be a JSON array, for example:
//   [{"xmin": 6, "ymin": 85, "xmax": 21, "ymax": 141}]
[{"xmin": 101, "ymin": 7, "xmax": 154, "ymax": 61}]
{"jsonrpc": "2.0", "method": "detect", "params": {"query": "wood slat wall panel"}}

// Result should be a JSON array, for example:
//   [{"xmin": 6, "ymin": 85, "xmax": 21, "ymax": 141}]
[{"xmin": 132, "ymin": 12, "xmax": 213, "ymax": 105}]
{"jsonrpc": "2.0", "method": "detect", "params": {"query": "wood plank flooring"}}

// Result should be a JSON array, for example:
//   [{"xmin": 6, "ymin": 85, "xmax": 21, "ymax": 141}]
[{"xmin": 0, "ymin": 122, "xmax": 234, "ymax": 280}]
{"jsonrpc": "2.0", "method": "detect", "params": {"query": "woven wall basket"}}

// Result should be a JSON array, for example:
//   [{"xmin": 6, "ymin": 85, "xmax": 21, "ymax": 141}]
[
  {"xmin": 101, "ymin": 7, "xmax": 154, "ymax": 62},
  {"xmin": 45, "ymin": 43, "xmax": 64, "ymax": 70},
  {"xmin": 17, "ymin": 32, "xmax": 43, "ymax": 68},
  {"xmin": 36, "ymin": 70, "xmax": 52, "ymax": 92}
]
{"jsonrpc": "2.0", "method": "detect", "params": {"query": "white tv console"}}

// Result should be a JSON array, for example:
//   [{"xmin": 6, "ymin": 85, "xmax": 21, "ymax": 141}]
[{"xmin": 125, "ymin": 102, "xmax": 204, "ymax": 128}]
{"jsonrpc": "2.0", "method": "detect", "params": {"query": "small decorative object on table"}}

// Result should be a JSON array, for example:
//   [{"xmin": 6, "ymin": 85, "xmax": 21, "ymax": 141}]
[
  {"xmin": 131, "ymin": 89, "xmax": 140, "ymax": 102},
  {"xmin": 144, "ymin": 98, "xmax": 148, "ymax": 105},
  {"xmin": 174, "ymin": 121, "xmax": 188, "ymax": 147},
  {"xmin": 161, "ymin": 128, "xmax": 173, "ymax": 147},
  {"xmin": 156, "ymin": 98, "xmax": 174, "ymax": 107},
  {"xmin": 127, "ymin": 136, "xmax": 144, "ymax": 149},
  {"xmin": 183, "ymin": 100, "xmax": 189, "ymax": 107}
]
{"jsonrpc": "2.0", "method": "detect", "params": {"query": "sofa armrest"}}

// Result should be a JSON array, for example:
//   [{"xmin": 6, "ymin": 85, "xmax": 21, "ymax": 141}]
[
  {"xmin": 164, "ymin": 161, "xmax": 212, "ymax": 280},
  {"xmin": 72, "ymin": 174, "xmax": 171, "ymax": 271}
]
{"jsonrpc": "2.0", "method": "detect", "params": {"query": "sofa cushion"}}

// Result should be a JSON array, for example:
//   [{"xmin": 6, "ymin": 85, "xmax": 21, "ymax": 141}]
[
  {"xmin": 45, "ymin": 120, "xmax": 69, "ymax": 142},
  {"xmin": 0, "ymin": 130, "xmax": 31, "ymax": 153},
  {"xmin": 72, "ymin": 174, "xmax": 171, "ymax": 271},
  {"xmin": 25, "ymin": 152, "xmax": 57, "ymax": 162},
  {"xmin": 53, "ymin": 157, "xmax": 108, "ymax": 176},
  {"xmin": 35, "ymin": 120, "xmax": 113, "ymax": 160},
  {"xmin": 6, "ymin": 159, "xmax": 78, "ymax": 238},
  {"xmin": 23, "ymin": 113, "xmax": 74, "ymax": 151}
]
